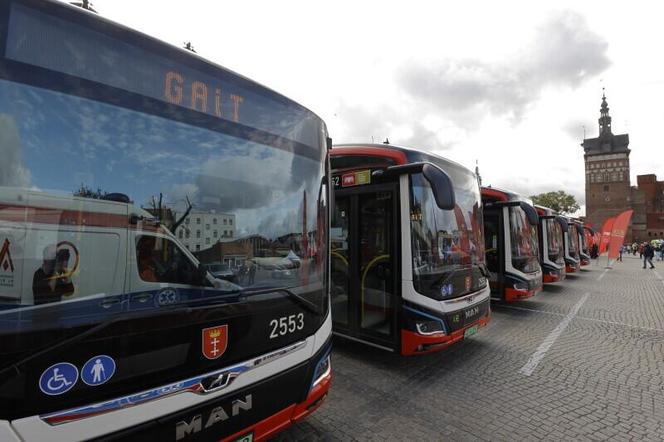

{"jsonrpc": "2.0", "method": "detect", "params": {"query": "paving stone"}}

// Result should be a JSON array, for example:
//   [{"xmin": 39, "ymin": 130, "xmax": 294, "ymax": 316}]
[{"xmin": 274, "ymin": 257, "xmax": 664, "ymax": 441}]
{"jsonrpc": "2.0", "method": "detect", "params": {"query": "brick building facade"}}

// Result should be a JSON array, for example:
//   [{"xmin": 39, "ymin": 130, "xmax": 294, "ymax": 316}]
[{"xmin": 582, "ymin": 93, "xmax": 664, "ymax": 242}]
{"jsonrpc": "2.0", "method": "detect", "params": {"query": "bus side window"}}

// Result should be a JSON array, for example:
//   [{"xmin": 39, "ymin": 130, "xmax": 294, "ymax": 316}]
[{"xmin": 136, "ymin": 236, "xmax": 210, "ymax": 287}]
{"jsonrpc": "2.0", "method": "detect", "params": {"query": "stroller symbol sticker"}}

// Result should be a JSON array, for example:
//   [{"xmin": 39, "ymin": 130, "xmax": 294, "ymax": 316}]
[
  {"xmin": 81, "ymin": 355, "xmax": 116, "ymax": 386},
  {"xmin": 39, "ymin": 362, "xmax": 78, "ymax": 395}
]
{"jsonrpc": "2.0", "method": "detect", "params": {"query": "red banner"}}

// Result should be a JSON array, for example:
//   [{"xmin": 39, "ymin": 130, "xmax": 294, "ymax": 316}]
[
  {"xmin": 598, "ymin": 217, "xmax": 615, "ymax": 255},
  {"xmin": 607, "ymin": 210, "xmax": 633, "ymax": 260}
]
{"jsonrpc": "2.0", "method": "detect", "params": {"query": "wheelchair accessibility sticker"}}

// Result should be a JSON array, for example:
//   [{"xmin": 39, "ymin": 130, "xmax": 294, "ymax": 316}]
[
  {"xmin": 81, "ymin": 355, "xmax": 116, "ymax": 386},
  {"xmin": 39, "ymin": 362, "xmax": 78, "ymax": 396}
]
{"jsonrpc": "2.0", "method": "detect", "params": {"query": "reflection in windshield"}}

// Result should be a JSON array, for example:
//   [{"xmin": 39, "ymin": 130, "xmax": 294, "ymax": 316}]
[
  {"xmin": 546, "ymin": 218, "xmax": 563, "ymax": 263},
  {"xmin": 509, "ymin": 207, "xmax": 539, "ymax": 273},
  {"xmin": 410, "ymin": 168, "xmax": 485, "ymax": 300},
  {"xmin": 568, "ymin": 224, "xmax": 579, "ymax": 254},
  {"xmin": 0, "ymin": 78, "xmax": 328, "ymax": 318}
]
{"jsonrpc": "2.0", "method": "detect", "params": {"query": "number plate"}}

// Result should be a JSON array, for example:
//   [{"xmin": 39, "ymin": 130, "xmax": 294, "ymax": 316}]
[
  {"xmin": 232, "ymin": 432, "xmax": 254, "ymax": 442},
  {"xmin": 464, "ymin": 325, "xmax": 478, "ymax": 338}
]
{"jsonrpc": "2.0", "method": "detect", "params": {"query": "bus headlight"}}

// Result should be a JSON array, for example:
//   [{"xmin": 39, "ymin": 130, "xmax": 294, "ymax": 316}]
[
  {"xmin": 513, "ymin": 282, "xmax": 529, "ymax": 291},
  {"xmin": 416, "ymin": 320, "xmax": 445, "ymax": 335},
  {"xmin": 311, "ymin": 354, "xmax": 331, "ymax": 389}
]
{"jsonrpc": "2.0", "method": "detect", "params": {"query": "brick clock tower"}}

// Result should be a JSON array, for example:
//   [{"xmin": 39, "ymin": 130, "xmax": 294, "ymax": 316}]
[{"xmin": 581, "ymin": 92, "xmax": 632, "ymax": 235}]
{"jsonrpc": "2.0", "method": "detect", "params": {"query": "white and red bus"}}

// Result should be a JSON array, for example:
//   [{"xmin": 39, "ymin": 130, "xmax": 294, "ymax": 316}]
[
  {"xmin": 0, "ymin": 1, "xmax": 331, "ymax": 440},
  {"xmin": 330, "ymin": 144, "xmax": 490, "ymax": 356},
  {"xmin": 534, "ymin": 206, "xmax": 566, "ymax": 284},
  {"xmin": 481, "ymin": 187, "xmax": 542, "ymax": 302}
]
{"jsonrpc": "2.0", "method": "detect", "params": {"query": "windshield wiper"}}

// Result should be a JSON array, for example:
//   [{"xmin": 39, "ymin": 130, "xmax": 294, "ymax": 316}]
[{"xmin": 240, "ymin": 286, "xmax": 322, "ymax": 315}]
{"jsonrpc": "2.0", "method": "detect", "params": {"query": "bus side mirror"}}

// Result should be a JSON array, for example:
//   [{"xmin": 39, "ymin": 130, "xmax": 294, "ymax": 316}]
[
  {"xmin": 519, "ymin": 202, "xmax": 539, "ymax": 226},
  {"xmin": 556, "ymin": 216, "xmax": 569, "ymax": 233},
  {"xmin": 422, "ymin": 163, "xmax": 456, "ymax": 210}
]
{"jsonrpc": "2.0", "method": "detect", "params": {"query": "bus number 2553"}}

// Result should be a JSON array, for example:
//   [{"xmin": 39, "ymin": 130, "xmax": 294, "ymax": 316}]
[{"xmin": 269, "ymin": 313, "xmax": 304, "ymax": 339}]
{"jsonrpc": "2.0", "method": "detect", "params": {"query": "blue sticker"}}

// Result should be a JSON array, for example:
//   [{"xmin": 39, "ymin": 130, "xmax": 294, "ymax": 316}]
[
  {"xmin": 81, "ymin": 355, "xmax": 116, "ymax": 386},
  {"xmin": 39, "ymin": 362, "xmax": 78, "ymax": 396},
  {"xmin": 440, "ymin": 283, "xmax": 454, "ymax": 296},
  {"xmin": 155, "ymin": 288, "xmax": 180, "ymax": 306}
]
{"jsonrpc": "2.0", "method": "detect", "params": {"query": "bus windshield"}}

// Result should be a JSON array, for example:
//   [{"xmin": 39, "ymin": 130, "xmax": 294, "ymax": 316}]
[
  {"xmin": 546, "ymin": 218, "xmax": 564, "ymax": 264},
  {"xmin": 410, "ymin": 166, "xmax": 486, "ymax": 300},
  {"xmin": 509, "ymin": 207, "xmax": 540, "ymax": 273},
  {"xmin": 568, "ymin": 224, "xmax": 580, "ymax": 254}
]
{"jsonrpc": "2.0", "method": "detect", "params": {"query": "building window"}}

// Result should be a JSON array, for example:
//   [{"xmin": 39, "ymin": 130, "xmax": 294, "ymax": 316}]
[
  {"xmin": 229, "ymin": 231, "xmax": 233, "ymax": 237},
  {"xmin": 603, "ymin": 185, "xmax": 609, "ymax": 192},
  {"xmin": 185, "ymin": 231, "xmax": 190, "ymax": 239},
  {"xmin": 224, "ymin": 230, "xmax": 228, "ymax": 236},
  {"xmin": 229, "ymin": 219, "xmax": 233, "ymax": 225},
  {"xmin": 196, "ymin": 230, "xmax": 201, "ymax": 238},
  {"xmin": 213, "ymin": 218, "xmax": 217, "ymax": 225},
  {"xmin": 185, "ymin": 218, "xmax": 190, "ymax": 224},
  {"xmin": 196, "ymin": 218, "xmax": 201, "ymax": 224},
  {"xmin": 213, "ymin": 230, "xmax": 218, "ymax": 238},
  {"xmin": 178, "ymin": 230, "xmax": 183, "ymax": 239},
  {"xmin": 205, "ymin": 238, "xmax": 210, "ymax": 244},
  {"xmin": 223, "ymin": 219, "xmax": 227, "ymax": 225},
  {"xmin": 206, "ymin": 224, "xmax": 210, "ymax": 230},
  {"xmin": 196, "ymin": 245, "xmax": 200, "ymax": 251}
]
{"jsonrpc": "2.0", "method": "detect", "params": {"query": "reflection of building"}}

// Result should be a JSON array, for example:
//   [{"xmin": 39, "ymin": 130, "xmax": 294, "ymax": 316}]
[
  {"xmin": 582, "ymin": 93, "xmax": 664, "ymax": 241},
  {"xmin": 175, "ymin": 211, "xmax": 235, "ymax": 252}
]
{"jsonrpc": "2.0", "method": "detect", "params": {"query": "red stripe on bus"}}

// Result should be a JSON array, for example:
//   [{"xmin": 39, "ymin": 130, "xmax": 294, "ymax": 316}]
[
  {"xmin": 220, "ymin": 372, "xmax": 331, "ymax": 442},
  {"xmin": 480, "ymin": 187, "xmax": 509, "ymax": 202},
  {"xmin": 330, "ymin": 146, "xmax": 408, "ymax": 165},
  {"xmin": 0, "ymin": 204, "xmax": 159, "ymax": 231}
]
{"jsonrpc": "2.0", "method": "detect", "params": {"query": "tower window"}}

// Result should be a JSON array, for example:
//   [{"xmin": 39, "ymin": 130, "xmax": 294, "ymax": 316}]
[{"xmin": 603, "ymin": 185, "xmax": 609, "ymax": 192}]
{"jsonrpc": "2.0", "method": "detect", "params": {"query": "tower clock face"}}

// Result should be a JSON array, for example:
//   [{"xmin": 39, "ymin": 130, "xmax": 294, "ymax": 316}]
[{"xmin": 604, "ymin": 195, "xmax": 611, "ymax": 202}]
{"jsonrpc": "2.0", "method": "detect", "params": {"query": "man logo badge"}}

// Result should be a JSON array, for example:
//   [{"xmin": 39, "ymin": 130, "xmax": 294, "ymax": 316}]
[
  {"xmin": 202, "ymin": 325, "xmax": 228, "ymax": 360},
  {"xmin": 175, "ymin": 394, "xmax": 252, "ymax": 440}
]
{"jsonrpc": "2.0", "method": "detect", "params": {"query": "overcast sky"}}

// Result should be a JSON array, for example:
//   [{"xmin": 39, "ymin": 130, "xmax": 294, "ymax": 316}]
[{"xmin": 79, "ymin": 0, "xmax": 664, "ymax": 215}]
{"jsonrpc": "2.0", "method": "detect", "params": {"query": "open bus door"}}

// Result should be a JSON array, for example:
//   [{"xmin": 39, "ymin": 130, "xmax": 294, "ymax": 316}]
[{"xmin": 331, "ymin": 179, "xmax": 400, "ymax": 352}]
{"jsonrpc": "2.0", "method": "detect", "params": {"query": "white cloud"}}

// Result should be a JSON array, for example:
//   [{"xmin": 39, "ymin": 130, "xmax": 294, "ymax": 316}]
[{"xmin": 0, "ymin": 114, "xmax": 31, "ymax": 188}]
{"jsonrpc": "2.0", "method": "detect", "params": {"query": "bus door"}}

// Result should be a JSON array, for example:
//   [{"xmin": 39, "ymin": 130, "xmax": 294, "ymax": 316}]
[
  {"xmin": 483, "ymin": 207, "xmax": 504, "ymax": 298},
  {"xmin": 331, "ymin": 183, "xmax": 399, "ymax": 351}
]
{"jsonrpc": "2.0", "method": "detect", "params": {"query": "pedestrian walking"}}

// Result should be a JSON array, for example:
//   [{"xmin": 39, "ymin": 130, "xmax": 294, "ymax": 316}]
[{"xmin": 643, "ymin": 243, "xmax": 655, "ymax": 269}]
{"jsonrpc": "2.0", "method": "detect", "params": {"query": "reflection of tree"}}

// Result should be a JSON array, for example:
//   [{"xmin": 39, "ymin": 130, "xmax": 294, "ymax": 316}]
[
  {"xmin": 74, "ymin": 184, "xmax": 108, "ymax": 199},
  {"xmin": 145, "ymin": 192, "xmax": 192, "ymax": 233}
]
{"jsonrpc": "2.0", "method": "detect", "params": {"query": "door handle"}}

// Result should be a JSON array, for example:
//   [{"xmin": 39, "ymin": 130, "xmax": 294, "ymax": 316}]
[
  {"xmin": 99, "ymin": 298, "xmax": 122, "ymax": 309},
  {"xmin": 131, "ymin": 293, "xmax": 153, "ymax": 303}
]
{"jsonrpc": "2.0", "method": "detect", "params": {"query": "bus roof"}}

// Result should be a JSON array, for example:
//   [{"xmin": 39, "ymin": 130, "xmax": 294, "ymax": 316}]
[
  {"xmin": 481, "ymin": 186, "xmax": 533, "ymax": 205},
  {"xmin": 331, "ymin": 143, "xmax": 476, "ymax": 177}
]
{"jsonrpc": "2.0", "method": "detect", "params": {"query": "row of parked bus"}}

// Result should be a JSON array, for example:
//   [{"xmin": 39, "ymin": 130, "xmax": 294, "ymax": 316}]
[
  {"xmin": 0, "ymin": 1, "xmax": 594, "ymax": 441},
  {"xmin": 328, "ymin": 143, "xmax": 595, "ymax": 356}
]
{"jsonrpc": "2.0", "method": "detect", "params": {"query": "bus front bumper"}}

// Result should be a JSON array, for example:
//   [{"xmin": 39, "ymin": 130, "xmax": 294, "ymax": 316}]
[{"xmin": 401, "ymin": 313, "xmax": 490, "ymax": 356}]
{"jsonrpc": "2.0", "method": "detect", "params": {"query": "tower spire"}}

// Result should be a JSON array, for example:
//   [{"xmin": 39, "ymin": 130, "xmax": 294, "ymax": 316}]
[{"xmin": 599, "ymin": 88, "xmax": 612, "ymax": 137}]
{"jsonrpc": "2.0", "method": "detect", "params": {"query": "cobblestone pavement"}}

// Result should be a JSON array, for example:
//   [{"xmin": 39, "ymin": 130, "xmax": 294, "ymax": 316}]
[{"xmin": 275, "ymin": 256, "xmax": 664, "ymax": 441}]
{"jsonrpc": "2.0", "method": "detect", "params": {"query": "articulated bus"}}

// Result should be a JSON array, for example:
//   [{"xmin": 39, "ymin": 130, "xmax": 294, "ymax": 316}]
[
  {"xmin": 0, "ymin": 1, "xmax": 331, "ymax": 440},
  {"xmin": 329, "ymin": 144, "xmax": 490, "ymax": 355},
  {"xmin": 534, "ymin": 206, "xmax": 566, "ymax": 284},
  {"xmin": 562, "ymin": 217, "xmax": 581, "ymax": 274},
  {"xmin": 481, "ymin": 187, "xmax": 542, "ymax": 302}
]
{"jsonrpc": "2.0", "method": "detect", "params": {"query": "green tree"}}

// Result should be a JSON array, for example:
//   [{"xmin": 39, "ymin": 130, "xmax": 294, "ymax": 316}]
[{"xmin": 530, "ymin": 191, "xmax": 580, "ymax": 215}]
